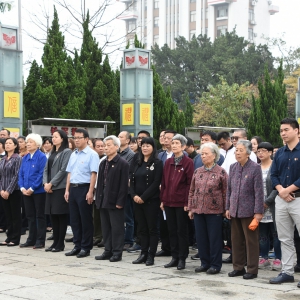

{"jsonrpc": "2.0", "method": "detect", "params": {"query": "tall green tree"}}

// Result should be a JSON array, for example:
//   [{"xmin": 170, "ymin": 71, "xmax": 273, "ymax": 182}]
[
  {"xmin": 247, "ymin": 61, "xmax": 287, "ymax": 145},
  {"xmin": 152, "ymin": 30, "xmax": 274, "ymax": 108},
  {"xmin": 0, "ymin": 1, "xmax": 12, "ymax": 12}
]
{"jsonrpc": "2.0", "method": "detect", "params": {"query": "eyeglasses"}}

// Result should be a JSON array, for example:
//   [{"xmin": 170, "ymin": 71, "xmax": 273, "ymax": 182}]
[
  {"xmin": 73, "ymin": 137, "xmax": 85, "ymax": 141},
  {"xmin": 231, "ymin": 136, "xmax": 239, "ymax": 141},
  {"xmin": 257, "ymin": 149, "xmax": 269, "ymax": 154}
]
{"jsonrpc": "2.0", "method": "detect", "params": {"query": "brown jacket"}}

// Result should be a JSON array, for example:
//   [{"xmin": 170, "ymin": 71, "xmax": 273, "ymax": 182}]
[{"xmin": 188, "ymin": 164, "xmax": 228, "ymax": 214}]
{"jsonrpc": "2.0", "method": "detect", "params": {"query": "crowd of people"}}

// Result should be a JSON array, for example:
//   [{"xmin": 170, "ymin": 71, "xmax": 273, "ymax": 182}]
[{"xmin": 0, "ymin": 117, "xmax": 300, "ymax": 288}]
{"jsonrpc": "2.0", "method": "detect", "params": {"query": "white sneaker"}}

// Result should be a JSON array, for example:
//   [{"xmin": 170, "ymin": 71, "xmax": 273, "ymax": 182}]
[
  {"xmin": 258, "ymin": 258, "xmax": 271, "ymax": 269},
  {"xmin": 66, "ymin": 226, "xmax": 73, "ymax": 235},
  {"xmin": 272, "ymin": 259, "xmax": 282, "ymax": 271}
]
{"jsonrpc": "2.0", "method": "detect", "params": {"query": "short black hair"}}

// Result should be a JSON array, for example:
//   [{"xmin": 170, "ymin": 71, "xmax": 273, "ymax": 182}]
[
  {"xmin": 164, "ymin": 130, "xmax": 177, "ymax": 136},
  {"xmin": 75, "ymin": 128, "xmax": 89, "ymax": 138},
  {"xmin": 186, "ymin": 137, "xmax": 194, "ymax": 147},
  {"xmin": 17, "ymin": 135, "xmax": 26, "ymax": 141},
  {"xmin": 137, "ymin": 130, "xmax": 150, "ymax": 137},
  {"xmin": 280, "ymin": 118, "xmax": 299, "ymax": 130},
  {"xmin": 138, "ymin": 137, "xmax": 157, "ymax": 166},
  {"xmin": 202, "ymin": 131, "xmax": 217, "ymax": 141},
  {"xmin": 5, "ymin": 137, "xmax": 19, "ymax": 154},
  {"xmin": 217, "ymin": 131, "xmax": 230, "ymax": 141},
  {"xmin": 257, "ymin": 142, "xmax": 274, "ymax": 152},
  {"xmin": 1, "ymin": 128, "xmax": 10, "ymax": 135},
  {"xmin": 93, "ymin": 138, "xmax": 103, "ymax": 148},
  {"xmin": 43, "ymin": 137, "xmax": 53, "ymax": 145},
  {"xmin": 234, "ymin": 129, "xmax": 247, "ymax": 138}
]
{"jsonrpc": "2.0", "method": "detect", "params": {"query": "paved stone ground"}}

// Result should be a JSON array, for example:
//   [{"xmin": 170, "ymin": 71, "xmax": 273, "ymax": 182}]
[{"xmin": 0, "ymin": 232, "xmax": 300, "ymax": 300}]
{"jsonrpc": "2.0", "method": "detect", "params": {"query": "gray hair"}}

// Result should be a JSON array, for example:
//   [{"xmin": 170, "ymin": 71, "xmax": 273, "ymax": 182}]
[
  {"xmin": 172, "ymin": 134, "xmax": 187, "ymax": 146},
  {"xmin": 236, "ymin": 140, "xmax": 252, "ymax": 155},
  {"xmin": 26, "ymin": 133, "xmax": 43, "ymax": 148},
  {"xmin": 103, "ymin": 135, "xmax": 120, "ymax": 148},
  {"xmin": 200, "ymin": 142, "xmax": 220, "ymax": 163}
]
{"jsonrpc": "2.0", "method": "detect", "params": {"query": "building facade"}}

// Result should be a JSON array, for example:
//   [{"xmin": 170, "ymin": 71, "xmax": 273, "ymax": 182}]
[{"xmin": 117, "ymin": 0, "xmax": 279, "ymax": 49}]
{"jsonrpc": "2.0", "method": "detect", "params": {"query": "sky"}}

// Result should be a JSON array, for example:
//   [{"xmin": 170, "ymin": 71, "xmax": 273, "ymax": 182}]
[{"xmin": 0, "ymin": 0, "xmax": 299, "ymax": 80}]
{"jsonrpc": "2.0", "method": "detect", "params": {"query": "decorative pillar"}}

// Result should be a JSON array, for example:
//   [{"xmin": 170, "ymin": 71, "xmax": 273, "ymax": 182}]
[
  {"xmin": 0, "ymin": 23, "xmax": 23, "ymax": 137},
  {"xmin": 120, "ymin": 48, "xmax": 153, "ymax": 136}
]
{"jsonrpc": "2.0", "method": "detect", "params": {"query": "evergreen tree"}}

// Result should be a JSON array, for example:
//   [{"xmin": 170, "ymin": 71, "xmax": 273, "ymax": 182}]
[{"xmin": 247, "ymin": 61, "xmax": 287, "ymax": 145}]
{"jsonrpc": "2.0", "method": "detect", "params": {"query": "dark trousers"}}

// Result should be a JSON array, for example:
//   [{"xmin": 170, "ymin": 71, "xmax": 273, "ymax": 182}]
[
  {"xmin": 164, "ymin": 206, "xmax": 189, "ymax": 260},
  {"xmin": 1, "ymin": 190, "xmax": 22, "ymax": 244},
  {"xmin": 50, "ymin": 214, "xmax": 68, "ymax": 250},
  {"xmin": 21, "ymin": 194, "xmax": 28, "ymax": 232},
  {"xmin": 294, "ymin": 227, "xmax": 300, "ymax": 265},
  {"xmin": 194, "ymin": 213, "xmax": 223, "ymax": 270},
  {"xmin": 0, "ymin": 195, "xmax": 7, "ymax": 231},
  {"xmin": 259, "ymin": 222, "xmax": 281, "ymax": 260},
  {"xmin": 100, "ymin": 208, "xmax": 124, "ymax": 257},
  {"xmin": 93, "ymin": 201, "xmax": 102, "ymax": 242},
  {"xmin": 24, "ymin": 193, "xmax": 46, "ymax": 245},
  {"xmin": 69, "ymin": 186, "xmax": 93, "ymax": 251},
  {"xmin": 159, "ymin": 209, "xmax": 171, "ymax": 252},
  {"xmin": 124, "ymin": 194, "xmax": 134, "ymax": 245},
  {"xmin": 134, "ymin": 200, "xmax": 160, "ymax": 256},
  {"xmin": 231, "ymin": 217, "xmax": 259, "ymax": 274}
]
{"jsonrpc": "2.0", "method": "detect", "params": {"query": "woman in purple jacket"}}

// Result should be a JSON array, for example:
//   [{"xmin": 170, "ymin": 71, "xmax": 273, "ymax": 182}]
[
  {"xmin": 225, "ymin": 140, "xmax": 264, "ymax": 280},
  {"xmin": 188, "ymin": 142, "xmax": 228, "ymax": 274},
  {"xmin": 160, "ymin": 134, "xmax": 194, "ymax": 271}
]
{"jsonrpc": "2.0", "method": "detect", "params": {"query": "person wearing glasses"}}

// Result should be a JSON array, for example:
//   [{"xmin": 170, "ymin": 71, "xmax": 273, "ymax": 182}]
[{"xmin": 64, "ymin": 129, "xmax": 99, "ymax": 258}]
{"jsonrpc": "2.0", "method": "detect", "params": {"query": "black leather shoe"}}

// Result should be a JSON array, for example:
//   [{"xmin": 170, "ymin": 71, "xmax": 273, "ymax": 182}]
[
  {"xmin": 76, "ymin": 250, "xmax": 90, "ymax": 258},
  {"xmin": 195, "ymin": 266, "xmax": 209, "ymax": 273},
  {"xmin": 228, "ymin": 269, "xmax": 246, "ymax": 277},
  {"xmin": 164, "ymin": 258, "xmax": 179, "ymax": 268},
  {"xmin": 97, "ymin": 240, "xmax": 105, "ymax": 248},
  {"xmin": 156, "ymin": 250, "xmax": 171, "ymax": 257},
  {"xmin": 95, "ymin": 252, "xmax": 112, "ymax": 260},
  {"xmin": 65, "ymin": 237, "xmax": 74, "ymax": 243},
  {"xmin": 65, "ymin": 248, "xmax": 81, "ymax": 256},
  {"xmin": 45, "ymin": 247, "xmax": 54, "ymax": 252},
  {"xmin": 19, "ymin": 242, "xmax": 34, "ymax": 248},
  {"xmin": 297, "ymin": 281, "xmax": 300, "ymax": 288},
  {"xmin": 243, "ymin": 273, "xmax": 257, "ymax": 280},
  {"xmin": 177, "ymin": 260, "xmax": 185, "ymax": 270},
  {"xmin": 295, "ymin": 265, "xmax": 300, "ymax": 273},
  {"xmin": 132, "ymin": 254, "xmax": 147, "ymax": 264},
  {"xmin": 269, "ymin": 273, "xmax": 295, "ymax": 284},
  {"xmin": 146, "ymin": 255, "xmax": 154, "ymax": 266},
  {"xmin": 33, "ymin": 244, "xmax": 45, "ymax": 249},
  {"xmin": 222, "ymin": 255, "xmax": 232, "ymax": 263},
  {"xmin": 191, "ymin": 253, "xmax": 200, "ymax": 260},
  {"xmin": 206, "ymin": 267, "xmax": 220, "ymax": 275},
  {"xmin": 109, "ymin": 255, "xmax": 122, "ymax": 262},
  {"xmin": 52, "ymin": 247, "xmax": 64, "ymax": 252},
  {"xmin": 47, "ymin": 235, "xmax": 54, "ymax": 241}
]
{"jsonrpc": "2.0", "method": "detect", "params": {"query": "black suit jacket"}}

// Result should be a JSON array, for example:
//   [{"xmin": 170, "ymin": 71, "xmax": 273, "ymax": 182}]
[{"xmin": 95, "ymin": 154, "xmax": 129, "ymax": 209}]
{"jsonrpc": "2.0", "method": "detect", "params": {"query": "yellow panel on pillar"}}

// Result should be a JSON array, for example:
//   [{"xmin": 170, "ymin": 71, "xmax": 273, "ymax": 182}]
[
  {"xmin": 4, "ymin": 91, "xmax": 20, "ymax": 118},
  {"xmin": 122, "ymin": 103, "xmax": 134, "ymax": 125}
]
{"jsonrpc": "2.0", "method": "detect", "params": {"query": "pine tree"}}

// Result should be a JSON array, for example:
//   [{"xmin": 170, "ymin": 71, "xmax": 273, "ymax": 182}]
[{"xmin": 247, "ymin": 61, "xmax": 287, "ymax": 145}]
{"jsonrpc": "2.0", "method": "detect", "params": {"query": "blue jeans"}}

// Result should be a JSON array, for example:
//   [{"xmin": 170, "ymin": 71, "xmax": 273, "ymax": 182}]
[
  {"xmin": 124, "ymin": 194, "xmax": 134, "ymax": 245},
  {"xmin": 259, "ymin": 222, "xmax": 281, "ymax": 260}
]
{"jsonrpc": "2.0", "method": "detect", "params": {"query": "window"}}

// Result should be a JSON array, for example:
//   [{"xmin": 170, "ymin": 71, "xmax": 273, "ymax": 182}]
[
  {"xmin": 128, "ymin": 38, "xmax": 134, "ymax": 48},
  {"xmin": 128, "ymin": 20, "xmax": 136, "ymax": 32},
  {"xmin": 144, "ymin": 18, "xmax": 147, "ymax": 28},
  {"xmin": 153, "ymin": 35, "xmax": 159, "ymax": 45},
  {"xmin": 248, "ymin": 28, "xmax": 254, "ymax": 41},
  {"xmin": 144, "ymin": 0, "xmax": 147, "ymax": 9},
  {"xmin": 190, "ymin": 11, "xmax": 196, "ymax": 22},
  {"xmin": 205, "ymin": 27, "xmax": 208, "ymax": 35},
  {"xmin": 217, "ymin": 5, "xmax": 228, "ymax": 18},
  {"xmin": 154, "ymin": 17, "xmax": 159, "ymax": 27},
  {"xmin": 249, "ymin": 9, "xmax": 255, "ymax": 21},
  {"xmin": 154, "ymin": 0, "xmax": 159, "ymax": 9},
  {"xmin": 190, "ymin": 30, "xmax": 196, "ymax": 40},
  {"xmin": 206, "ymin": 8, "xmax": 208, "ymax": 19},
  {"xmin": 190, "ymin": 0, "xmax": 196, "ymax": 2},
  {"xmin": 217, "ymin": 25, "xmax": 227, "ymax": 37}
]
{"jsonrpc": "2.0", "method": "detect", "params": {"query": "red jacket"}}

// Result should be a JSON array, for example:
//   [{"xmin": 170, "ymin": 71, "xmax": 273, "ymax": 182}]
[{"xmin": 160, "ymin": 155, "xmax": 194, "ymax": 207}]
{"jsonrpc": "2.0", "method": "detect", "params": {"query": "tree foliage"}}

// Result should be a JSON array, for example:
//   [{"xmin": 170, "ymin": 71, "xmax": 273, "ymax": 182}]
[
  {"xmin": 247, "ymin": 61, "xmax": 287, "ymax": 146},
  {"xmin": 193, "ymin": 77, "xmax": 252, "ymax": 127},
  {"xmin": 0, "ymin": 1, "xmax": 12, "ymax": 13},
  {"xmin": 152, "ymin": 30, "xmax": 274, "ymax": 108}
]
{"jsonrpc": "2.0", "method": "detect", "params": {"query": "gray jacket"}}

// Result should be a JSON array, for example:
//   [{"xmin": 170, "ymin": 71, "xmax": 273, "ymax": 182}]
[
  {"xmin": 264, "ymin": 165, "xmax": 278, "ymax": 230},
  {"xmin": 43, "ymin": 148, "xmax": 72, "ymax": 190}
]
